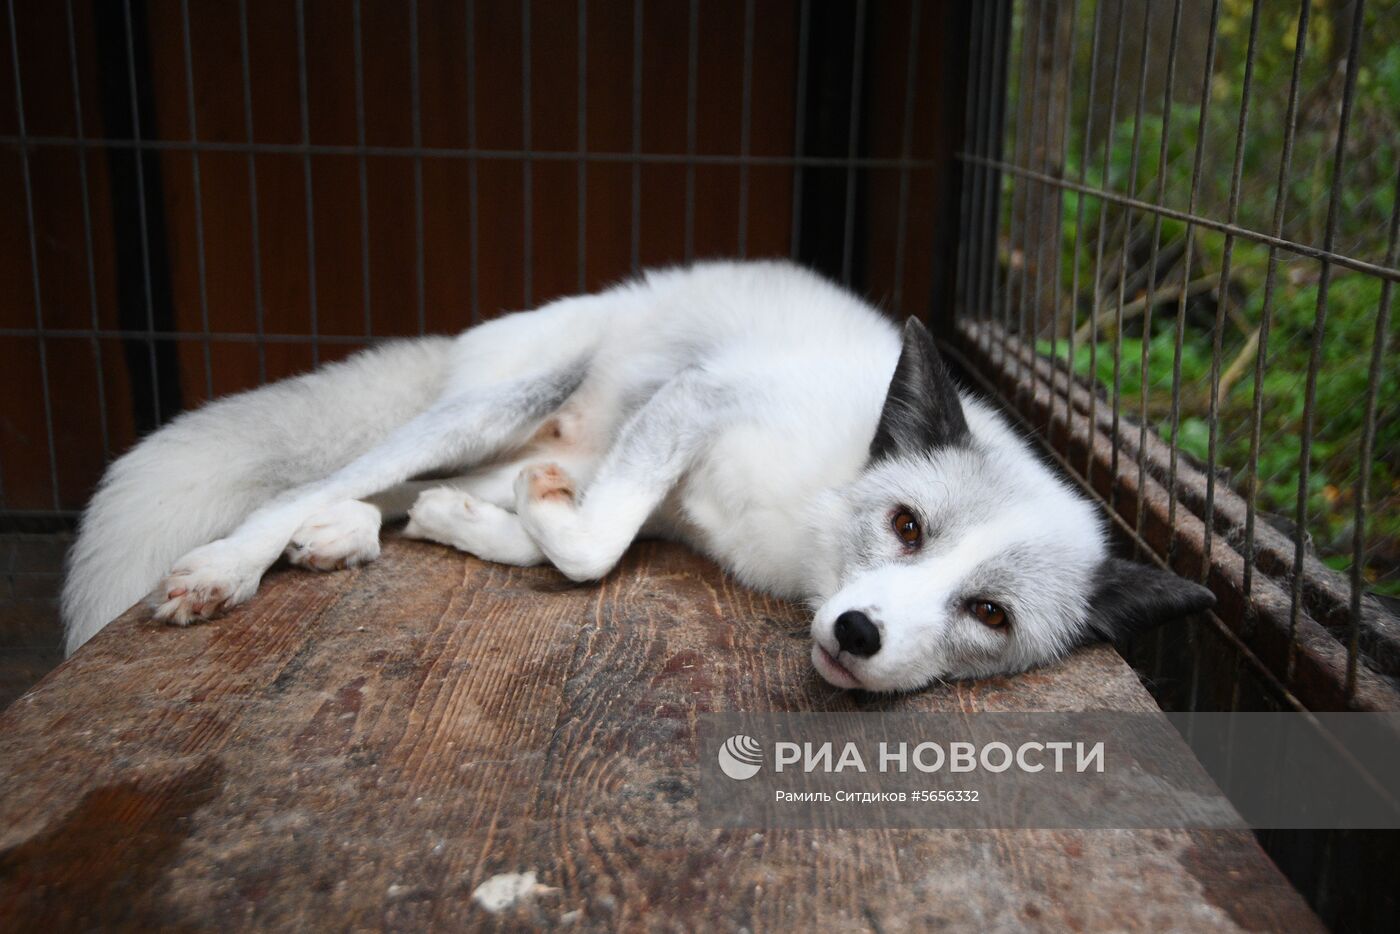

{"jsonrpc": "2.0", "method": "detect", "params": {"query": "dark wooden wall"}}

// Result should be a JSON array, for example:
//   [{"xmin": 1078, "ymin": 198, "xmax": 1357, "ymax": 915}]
[{"xmin": 0, "ymin": 0, "xmax": 965, "ymax": 517}]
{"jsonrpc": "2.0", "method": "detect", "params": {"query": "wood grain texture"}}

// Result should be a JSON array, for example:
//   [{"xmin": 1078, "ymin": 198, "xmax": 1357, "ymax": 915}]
[{"xmin": 0, "ymin": 539, "xmax": 1320, "ymax": 931}]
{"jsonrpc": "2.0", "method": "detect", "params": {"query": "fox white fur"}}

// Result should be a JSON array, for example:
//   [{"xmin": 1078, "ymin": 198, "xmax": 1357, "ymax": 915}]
[{"xmin": 63, "ymin": 260, "xmax": 1212, "ymax": 691}]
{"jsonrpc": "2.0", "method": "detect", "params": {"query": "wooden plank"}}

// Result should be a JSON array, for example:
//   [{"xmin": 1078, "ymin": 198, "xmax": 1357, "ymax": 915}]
[{"xmin": 0, "ymin": 539, "xmax": 1321, "ymax": 930}]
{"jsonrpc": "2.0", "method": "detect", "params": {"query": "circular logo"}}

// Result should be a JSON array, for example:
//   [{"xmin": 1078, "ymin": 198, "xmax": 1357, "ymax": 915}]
[{"xmin": 717, "ymin": 734, "xmax": 763, "ymax": 780}]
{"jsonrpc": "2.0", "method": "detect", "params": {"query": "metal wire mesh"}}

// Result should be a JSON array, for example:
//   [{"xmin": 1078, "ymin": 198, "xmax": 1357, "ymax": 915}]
[
  {"xmin": 0, "ymin": 0, "xmax": 956, "ymax": 526},
  {"xmin": 954, "ymin": 0, "xmax": 1400, "ymax": 714},
  {"xmin": 954, "ymin": 8, "xmax": 1400, "ymax": 919}
]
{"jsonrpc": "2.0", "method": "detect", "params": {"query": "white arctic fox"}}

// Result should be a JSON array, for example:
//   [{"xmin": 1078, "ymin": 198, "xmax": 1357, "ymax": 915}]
[{"xmin": 63, "ymin": 260, "xmax": 1212, "ymax": 691}]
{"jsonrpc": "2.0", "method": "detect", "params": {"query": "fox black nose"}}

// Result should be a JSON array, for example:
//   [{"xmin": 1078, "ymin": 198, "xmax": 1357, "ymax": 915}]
[{"xmin": 834, "ymin": 610, "xmax": 880, "ymax": 657}]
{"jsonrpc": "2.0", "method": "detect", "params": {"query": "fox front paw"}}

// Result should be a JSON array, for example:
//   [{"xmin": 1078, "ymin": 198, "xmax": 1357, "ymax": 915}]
[
  {"xmin": 151, "ymin": 541, "xmax": 262, "ymax": 626},
  {"xmin": 285, "ymin": 500, "xmax": 382, "ymax": 572}
]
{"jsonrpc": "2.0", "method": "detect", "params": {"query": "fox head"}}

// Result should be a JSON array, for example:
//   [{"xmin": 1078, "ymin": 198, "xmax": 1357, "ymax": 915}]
[{"xmin": 808, "ymin": 318, "xmax": 1214, "ymax": 693}]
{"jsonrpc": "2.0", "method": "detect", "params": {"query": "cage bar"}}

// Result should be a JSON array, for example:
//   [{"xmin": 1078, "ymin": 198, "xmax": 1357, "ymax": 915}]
[
  {"xmin": 789, "ymin": 0, "xmax": 809, "ymax": 261},
  {"xmin": 1135, "ymin": 0, "xmax": 1184, "ymax": 558},
  {"xmin": 684, "ymin": 0, "xmax": 697, "ymax": 264},
  {"xmin": 736, "ymin": 0, "xmax": 753, "ymax": 258},
  {"xmin": 891, "ymin": 0, "xmax": 922, "ymax": 316},
  {"xmin": 236, "ymin": 0, "xmax": 266, "ymax": 382},
  {"xmin": 5, "ymin": 0, "xmax": 60, "ymax": 508},
  {"xmin": 122, "ymin": 0, "xmax": 163, "ymax": 427},
  {"xmin": 466, "ymin": 0, "xmax": 480, "ymax": 324},
  {"xmin": 66, "ymin": 0, "xmax": 112, "ymax": 457},
  {"xmin": 1288, "ymin": 0, "xmax": 1368, "ymax": 683},
  {"xmin": 839, "ymin": 0, "xmax": 867, "ymax": 287},
  {"xmin": 1062, "ymin": 0, "xmax": 1104, "ymax": 440},
  {"xmin": 630, "ymin": 0, "xmax": 641, "ymax": 272},
  {"xmin": 576, "ymin": 0, "xmax": 587, "ymax": 290},
  {"xmin": 1349, "ymin": 159, "xmax": 1400, "ymax": 698},
  {"xmin": 1082, "ymin": 1, "xmax": 1128, "ymax": 490},
  {"xmin": 520, "ymin": 0, "xmax": 533, "ymax": 309},
  {"xmin": 1203, "ymin": 0, "xmax": 1263, "ymax": 585},
  {"xmin": 177, "ymin": 0, "xmax": 213, "ymax": 397},
  {"xmin": 353, "ymin": 0, "xmax": 373, "ymax": 336},
  {"xmin": 1241, "ymin": 0, "xmax": 1311, "ymax": 624},
  {"xmin": 295, "ymin": 0, "xmax": 319, "ymax": 366},
  {"xmin": 409, "ymin": 0, "xmax": 426, "ymax": 331}
]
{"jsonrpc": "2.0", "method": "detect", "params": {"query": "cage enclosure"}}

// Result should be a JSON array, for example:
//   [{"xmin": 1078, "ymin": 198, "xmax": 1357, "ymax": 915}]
[{"xmin": 1, "ymin": 1, "xmax": 1397, "ymax": 931}]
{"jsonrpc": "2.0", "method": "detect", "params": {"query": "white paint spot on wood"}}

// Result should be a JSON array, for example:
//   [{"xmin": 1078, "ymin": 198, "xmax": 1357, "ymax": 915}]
[{"xmin": 472, "ymin": 871, "xmax": 539, "ymax": 912}]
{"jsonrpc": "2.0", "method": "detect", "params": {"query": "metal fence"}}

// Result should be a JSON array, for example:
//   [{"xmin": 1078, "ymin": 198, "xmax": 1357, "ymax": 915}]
[
  {"xmin": 954, "ymin": 0, "xmax": 1398, "ymax": 715},
  {"xmin": 0, "ymin": 0, "xmax": 962, "ymax": 525},
  {"xmin": 953, "ymin": 2, "xmax": 1398, "ymax": 926}
]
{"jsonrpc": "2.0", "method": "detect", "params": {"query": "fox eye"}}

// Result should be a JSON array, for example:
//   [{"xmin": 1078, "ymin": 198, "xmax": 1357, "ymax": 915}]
[
  {"xmin": 968, "ymin": 600, "xmax": 1008, "ymax": 629},
  {"xmin": 891, "ymin": 508, "xmax": 922, "ymax": 548}
]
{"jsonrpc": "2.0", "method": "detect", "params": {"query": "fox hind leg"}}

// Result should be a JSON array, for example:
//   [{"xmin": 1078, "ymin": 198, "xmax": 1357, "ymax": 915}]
[
  {"xmin": 151, "ymin": 364, "xmax": 587, "ymax": 625},
  {"xmin": 516, "ymin": 371, "xmax": 731, "ymax": 582}
]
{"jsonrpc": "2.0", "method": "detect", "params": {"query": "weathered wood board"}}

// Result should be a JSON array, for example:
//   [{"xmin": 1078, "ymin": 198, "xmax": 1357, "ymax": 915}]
[{"xmin": 0, "ymin": 539, "xmax": 1320, "ymax": 931}]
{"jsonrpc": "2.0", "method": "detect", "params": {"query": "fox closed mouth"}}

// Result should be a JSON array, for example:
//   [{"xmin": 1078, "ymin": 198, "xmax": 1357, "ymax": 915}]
[{"xmin": 813, "ymin": 644, "xmax": 862, "ymax": 689}]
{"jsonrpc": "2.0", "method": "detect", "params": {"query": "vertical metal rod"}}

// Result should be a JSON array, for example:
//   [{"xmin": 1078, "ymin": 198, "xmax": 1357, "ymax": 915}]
[
  {"xmin": 1133, "ymin": 0, "xmax": 1184, "ymax": 554},
  {"xmin": 968, "ymin": 0, "xmax": 996, "ymax": 335},
  {"xmin": 1165, "ymin": 0, "xmax": 1219, "ymax": 559},
  {"xmin": 789, "ymin": 0, "xmax": 810, "ymax": 261},
  {"xmin": 176, "ymin": 0, "xmax": 213, "ymax": 400},
  {"xmin": 1219, "ymin": 3, "xmax": 1267, "ymax": 715},
  {"xmin": 630, "ymin": 0, "xmax": 642, "ymax": 272},
  {"xmin": 736, "ymin": 0, "xmax": 754, "ymax": 257},
  {"xmin": 6, "ymin": 0, "xmax": 62, "ymax": 507},
  {"xmin": 1027, "ymin": 1, "xmax": 1062, "ymax": 417},
  {"xmin": 467, "ymin": 0, "xmax": 480, "ymax": 322},
  {"xmin": 67, "ymin": 0, "xmax": 113, "ymax": 458},
  {"xmin": 1045, "ymin": 0, "xmax": 1079, "ymax": 417},
  {"xmin": 521, "ymin": 0, "xmax": 533, "ymax": 307},
  {"xmin": 953, "ymin": 0, "xmax": 984, "ymax": 325},
  {"xmin": 1107, "ymin": 3, "xmax": 1154, "ymax": 511},
  {"xmin": 1288, "ymin": 0, "xmax": 1366, "ymax": 683},
  {"xmin": 353, "ymin": 0, "xmax": 373, "ymax": 336},
  {"xmin": 1242, "ymin": 0, "xmax": 1311, "ymax": 618},
  {"xmin": 839, "ymin": 0, "xmax": 867, "ymax": 287},
  {"xmin": 972, "ymin": 0, "xmax": 994, "ymax": 353},
  {"xmin": 409, "ymin": 0, "xmax": 426, "ymax": 331},
  {"xmin": 122, "ymin": 0, "xmax": 162, "ymax": 425},
  {"xmin": 1027, "ymin": 0, "xmax": 1071, "ymax": 424},
  {"xmin": 295, "ymin": 0, "xmax": 319, "ymax": 365},
  {"xmin": 1164, "ymin": 0, "xmax": 1219, "ymax": 713},
  {"xmin": 1348, "ymin": 159, "xmax": 1400, "ymax": 698},
  {"xmin": 891, "ymin": 0, "xmax": 922, "ymax": 316},
  {"xmin": 977, "ymin": 0, "xmax": 1010, "ymax": 362},
  {"xmin": 1082, "ymin": 0, "xmax": 1128, "ymax": 488},
  {"xmin": 577, "ymin": 0, "xmax": 587, "ymax": 290},
  {"xmin": 237, "ymin": 0, "xmax": 266, "ymax": 382},
  {"xmin": 1008, "ymin": 1, "xmax": 1040, "ymax": 393},
  {"xmin": 684, "ymin": 0, "xmax": 698, "ymax": 263},
  {"xmin": 1063, "ymin": 0, "xmax": 1105, "ymax": 439},
  {"xmin": 992, "ymin": 2, "xmax": 1021, "ymax": 362},
  {"xmin": 1204, "ymin": 0, "xmax": 1262, "ymax": 583}
]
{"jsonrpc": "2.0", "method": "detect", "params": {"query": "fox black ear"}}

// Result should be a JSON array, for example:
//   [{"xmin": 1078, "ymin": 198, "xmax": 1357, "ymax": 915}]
[
  {"xmin": 870, "ymin": 318, "xmax": 970, "ymax": 461},
  {"xmin": 1084, "ymin": 558, "xmax": 1216, "ymax": 645}
]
